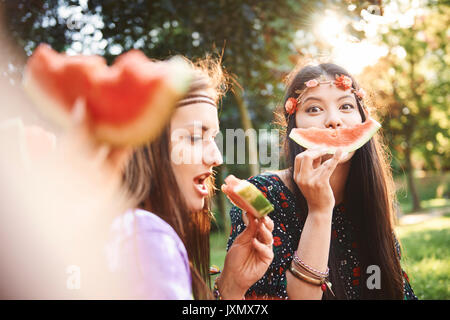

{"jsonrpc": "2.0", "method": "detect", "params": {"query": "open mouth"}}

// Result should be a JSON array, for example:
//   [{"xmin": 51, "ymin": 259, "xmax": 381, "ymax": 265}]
[{"xmin": 193, "ymin": 172, "xmax": 211, "ymax": 197}]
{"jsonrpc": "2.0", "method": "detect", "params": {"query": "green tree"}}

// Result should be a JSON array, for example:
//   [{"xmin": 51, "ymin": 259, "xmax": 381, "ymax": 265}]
[
  {"xmin": 367, "ymin": 3, "xmax": 450, "ymax": 211},
  {"xmin": 2, "ymin": 0, "xmax": 375, "ymax": 229}
]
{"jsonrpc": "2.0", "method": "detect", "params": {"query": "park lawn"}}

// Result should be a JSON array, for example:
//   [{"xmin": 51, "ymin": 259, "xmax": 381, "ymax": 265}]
[
  {"xmin": 395, "ymin": 215, "xmax": 450, "ymax": 300},
  {"xmin": 210, "ymin": 231, "xmax": 229, "ymax": 273},
  {"xmin": 210, "ymin": 216, "xmax": 450, "ymax": 299}
]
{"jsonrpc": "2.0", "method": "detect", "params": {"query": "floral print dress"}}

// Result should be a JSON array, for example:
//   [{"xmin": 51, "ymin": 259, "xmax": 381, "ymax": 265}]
[{"xmin": 226, "ymin": 173, "xmax": 417, "ymax": 300}]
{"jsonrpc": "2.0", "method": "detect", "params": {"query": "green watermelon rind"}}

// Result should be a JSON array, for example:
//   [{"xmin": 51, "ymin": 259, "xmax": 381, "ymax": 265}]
[
  {"xmin": 288, "ymin": 118, "xmax": 381, "ymax": 154},
  {"xmin": 235, "ymin": 181, "xmax": 274, "ymax": 218}
]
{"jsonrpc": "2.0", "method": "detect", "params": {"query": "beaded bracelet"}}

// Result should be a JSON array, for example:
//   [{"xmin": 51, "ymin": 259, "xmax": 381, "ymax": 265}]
[
  {"xmin": 212, "ymin": 276, "xmax": 247, "ymax": 300},
  {"xmin": 293, "ymin": 251, "xmax": 329, "ymax": 278},
  {"xmin": 289, "ymin": 263, "xmax": 335, "ymax": 296},
  {"xmin": 289, "ymin": 264, "xmax": 324, "ymax": 285},
  {"xmin": 213, "ymin": 277, "xmax": 223, "ymax": 300}
]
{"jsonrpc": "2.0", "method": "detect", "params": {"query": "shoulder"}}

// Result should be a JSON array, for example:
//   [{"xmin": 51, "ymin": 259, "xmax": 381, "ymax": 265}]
[
  {"xmin": 247, "ymin": 171, "xmax": 285, "ymax": 191},
  {"xmin": 227, "ymin": 171, "xmax": 297, "ymax": 230},
  {"xmin": 106, "ymin": 209, "xmax": 190, "ymax": 298},
  {"xmin": 107, "ymin": 209, "xmax": 191, "ymax": 299},
  {"xmin": 110, "ymin": 208, "xmax": 181, "ymax": 242},
  {"xmin": 108, "ymin": 209, "xmax": 188, "ymax": 266},
  {"xmin": 247, "ymin": 170, "xmax": 295, "ymax": 201}
]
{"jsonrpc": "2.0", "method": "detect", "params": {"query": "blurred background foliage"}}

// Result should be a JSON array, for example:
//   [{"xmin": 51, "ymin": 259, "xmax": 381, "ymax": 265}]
[
  {"xmin": 1, "ymin": 0, "xmax": 449, "ymax": 232},
  {"xmin": 1, "ymin": 0, "xmax": 449, "ymax": 300},
  {"xmin": 2, "ymin": 0, "xmax": 450, "ymax": 230}
]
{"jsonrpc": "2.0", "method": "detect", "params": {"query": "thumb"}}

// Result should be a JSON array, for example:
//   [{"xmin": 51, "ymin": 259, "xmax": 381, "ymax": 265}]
[{"xmin": 238, "ymin": 214, "xmax": 259, "ymax": 241}]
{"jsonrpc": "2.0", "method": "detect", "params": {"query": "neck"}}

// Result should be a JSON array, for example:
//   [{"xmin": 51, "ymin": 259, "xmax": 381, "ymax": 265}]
[{"xmin": 330, "ymin": 160, "xmax": 351, "ymax": 205}]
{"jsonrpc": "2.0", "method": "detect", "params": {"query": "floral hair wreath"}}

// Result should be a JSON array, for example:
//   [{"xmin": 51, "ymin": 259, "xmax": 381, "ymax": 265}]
[{"xmin": 284, "ymin": 74, "xmax": 366, "ymax": 115}]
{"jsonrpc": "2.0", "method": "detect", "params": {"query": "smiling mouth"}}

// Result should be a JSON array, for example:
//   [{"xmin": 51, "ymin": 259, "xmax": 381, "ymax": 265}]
[{"xmin": 193, "ymin": 172, "xmax": 211, "ymax": 197}]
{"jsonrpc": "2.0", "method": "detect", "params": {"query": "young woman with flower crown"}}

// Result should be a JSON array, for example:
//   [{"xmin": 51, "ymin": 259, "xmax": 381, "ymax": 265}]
[{"xmin": 225, "ymin": 63, "xmax": 417, "ymax": 300}]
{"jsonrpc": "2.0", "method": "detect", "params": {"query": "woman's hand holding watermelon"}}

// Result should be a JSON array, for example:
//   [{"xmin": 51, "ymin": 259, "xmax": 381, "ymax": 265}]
[{"xmin": 293, "ymin": 147, "xmax": 344, "ymax": 215}]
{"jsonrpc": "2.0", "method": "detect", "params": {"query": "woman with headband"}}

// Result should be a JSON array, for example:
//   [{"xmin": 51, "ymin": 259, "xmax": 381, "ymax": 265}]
[{"xmin": 110, "ymin": 56, "xmax": 274, "ymax": 300}]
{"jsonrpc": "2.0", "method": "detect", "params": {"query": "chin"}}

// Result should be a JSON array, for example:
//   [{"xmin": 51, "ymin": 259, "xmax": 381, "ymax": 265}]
[{"xmin": 188, "ymin": 198, "xmax": 205, "ymax": 213}]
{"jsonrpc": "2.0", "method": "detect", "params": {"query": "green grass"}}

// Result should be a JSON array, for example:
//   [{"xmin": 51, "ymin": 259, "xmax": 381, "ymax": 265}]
[
  {"xmin": 398, "ymin": 197, "xmax": 450, "ymax": 215},
  {"xmin": 210, "ymin": 216, "xmax": 450, "ymax": 300},
  {"xmin": 210, "ymin": 231, "xmax": 228, "ymax": 272},
  {"xmin": 395, "ymin": 216, "xmax": 450, "ymax": 300}
]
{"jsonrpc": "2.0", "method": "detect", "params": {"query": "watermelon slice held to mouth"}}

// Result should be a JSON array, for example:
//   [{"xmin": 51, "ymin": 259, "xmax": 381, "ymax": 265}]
[
  {"xmin": 23, "ymin": 44, "xmax": 193, "ymax": 146},
  {"xmin": 289, "ymin": 117, "xmax": 381, "ymax": 153}
]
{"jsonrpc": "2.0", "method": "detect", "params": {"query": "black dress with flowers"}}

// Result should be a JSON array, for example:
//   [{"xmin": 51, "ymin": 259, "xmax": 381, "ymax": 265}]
[{"xmin": 226, "ymin": 173, "xmax": 417, "ymax": 300}]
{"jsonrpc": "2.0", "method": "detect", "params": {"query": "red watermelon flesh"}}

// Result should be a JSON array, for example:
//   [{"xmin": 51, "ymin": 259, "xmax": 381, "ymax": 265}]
[
  {"xmin": 23, "ymin": 44, "xmax": 193, "ymax": 146},
  {"xmin": 87, "ymin": 54, "xmax": 161, "ymax": 125},
  {"xmin": 24, "ymin": 44, "xmax": 106, "ymax": 119},
  {"xmin": 289, "ymin": 117, "xmax": 381, "ymax": 153}
]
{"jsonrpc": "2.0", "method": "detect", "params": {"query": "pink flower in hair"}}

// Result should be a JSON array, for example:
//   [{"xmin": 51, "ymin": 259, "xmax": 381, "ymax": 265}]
[
  {"xmin": 305, "ymin": 79, "xmax": 319, "ymax": 88},
  {"xmin": 285, "ymin": 97, "xmax": 297, "ymax": 115}
]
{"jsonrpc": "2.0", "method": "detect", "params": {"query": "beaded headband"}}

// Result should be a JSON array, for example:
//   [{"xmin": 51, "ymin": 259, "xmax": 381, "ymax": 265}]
[{"xmin": 284, "ymin": 74, "xmax": 366, "ymax": 115}]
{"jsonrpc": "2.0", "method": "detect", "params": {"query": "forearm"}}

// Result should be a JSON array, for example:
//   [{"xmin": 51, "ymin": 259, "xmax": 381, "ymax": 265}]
[{"xmin": 287, "ymin": 212, "xmax": 332, "ymax": 300}]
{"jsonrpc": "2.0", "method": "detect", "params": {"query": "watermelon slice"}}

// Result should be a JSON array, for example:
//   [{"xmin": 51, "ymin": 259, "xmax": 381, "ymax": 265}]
[
  {"xmin": 289, "ymin": 117, "xmax": 381, "ymax": 153},
  {"xmin": 222, "ymin": 175, "xmax": 274, "ymax": 218},
  {"xmin": 23, "ymin": 44, "xmax": 193, "ymax": 146}
]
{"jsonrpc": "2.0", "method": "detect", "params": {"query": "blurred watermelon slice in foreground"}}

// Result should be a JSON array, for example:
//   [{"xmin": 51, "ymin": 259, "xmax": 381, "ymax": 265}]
[
  {"xmin": 23, "ymin": 44, "xmax": 193, "ymax": 146},
  {"xmin": 289, "ymin": 117, "xmax": 381, "ymax": 153}
]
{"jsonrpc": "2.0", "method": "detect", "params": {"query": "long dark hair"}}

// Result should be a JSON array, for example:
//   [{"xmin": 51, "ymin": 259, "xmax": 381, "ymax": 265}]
[
  {"xmin": 123, "ymin": 56, "xmax": 227, "ymax": 300},
  {"xmin": 277, "ymin": 63, "xmax": 404, "ymax": 299}
]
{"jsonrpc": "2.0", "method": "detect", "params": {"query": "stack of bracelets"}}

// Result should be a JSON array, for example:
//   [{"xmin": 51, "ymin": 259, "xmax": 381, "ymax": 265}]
[{"xmin": 289, "ymin": 250, "xmax": 335, "ymax": 296}]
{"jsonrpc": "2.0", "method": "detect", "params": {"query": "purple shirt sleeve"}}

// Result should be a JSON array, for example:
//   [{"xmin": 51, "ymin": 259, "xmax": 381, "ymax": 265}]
[{"xmin": 107, "ymin": 209, "xmax": 192, "ymax": 299}]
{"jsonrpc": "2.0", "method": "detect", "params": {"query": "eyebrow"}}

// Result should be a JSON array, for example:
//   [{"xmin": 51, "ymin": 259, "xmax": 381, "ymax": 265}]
[
  {"xmin": 184, "ymin": 123, "xmax": 208, "ymax": 131},
  {"xmin": 184, "ymin": 122, "xmax": 219, "ymax": 134},
  {"xmin": 302, "ymin": 95, "xmax": 354, "ymax": 104}
]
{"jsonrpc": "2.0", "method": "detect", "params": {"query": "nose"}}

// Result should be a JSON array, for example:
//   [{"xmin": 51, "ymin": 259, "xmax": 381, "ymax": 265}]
[
  {"xmin": 203, "ymin": 140, "xmax": 223, "ymax": 167},
  {"xmin": 325, "ymin": 109, "xmax": 343, "ymax": 129}
]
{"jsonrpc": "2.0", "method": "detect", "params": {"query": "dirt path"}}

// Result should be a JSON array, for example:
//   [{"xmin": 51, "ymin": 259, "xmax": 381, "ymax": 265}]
[{"xmin": 397, "ymin": 207, "xmax": 450, "ymax": 226}]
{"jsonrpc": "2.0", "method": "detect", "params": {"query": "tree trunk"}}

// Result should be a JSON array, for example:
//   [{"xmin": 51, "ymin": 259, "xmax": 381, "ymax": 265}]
[
  {"xmin": 405, "ymin": 58, "xmax": 421, "ymax": 212},
  {"xmin": 404, "ymin": 143, "xmax": 421, "ymax": 212},
  {"xmin": 232, "ymin": 86, "xmax": 260, "ymax": 177}
]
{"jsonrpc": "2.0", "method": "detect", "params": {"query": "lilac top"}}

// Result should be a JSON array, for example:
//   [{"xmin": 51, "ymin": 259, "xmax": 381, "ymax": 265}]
[{"xmin": 107, "ymin": 208, "xmax": 192, "ymax": 299}]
